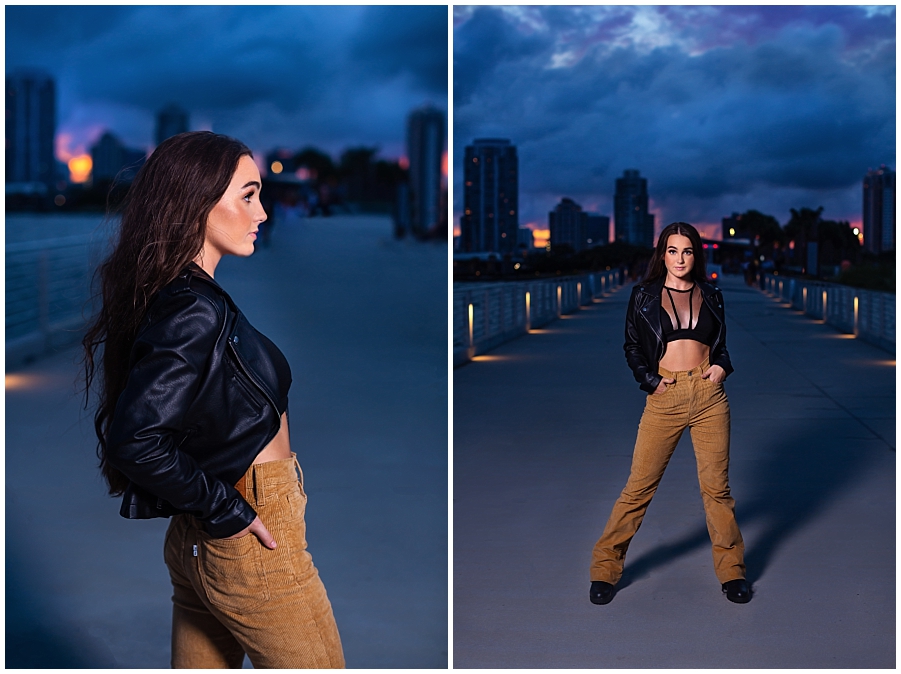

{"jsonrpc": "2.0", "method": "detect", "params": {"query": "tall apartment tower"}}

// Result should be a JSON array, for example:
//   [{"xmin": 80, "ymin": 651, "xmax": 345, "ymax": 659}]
[
  {"xmin": 549, "ymin": 197, "xmax": 588, "ymax": 252},
  {"xmin": 155, "ymin": 104, "xmax": 189, "ymax": 146},
  {"xmin": 614, "ymin": 169, "xmax": 654, "ymax": 247},
  {"xmin": 406, "ymin": 105, "xmax": 445, "ymax": 237},
  {"xmin": 6, "ymin": 69, "xmax": 56, "ymax": 185},
  {"xmin": 863, "ymin": 165, "xmax": 895, "ymax": 254},
  {"xmin": 460, "ymin": 138, "xmax": 518, "ymax": 254}
]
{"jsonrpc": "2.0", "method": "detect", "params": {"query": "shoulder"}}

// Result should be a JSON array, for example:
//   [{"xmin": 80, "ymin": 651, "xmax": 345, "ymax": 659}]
[
  {"xmin": 698, "ymin": 279, "xmax": 722, "ymax": 296},
  {"xmin": 144, "ymin": 268, "xmax": 230, "ymax": 337}
]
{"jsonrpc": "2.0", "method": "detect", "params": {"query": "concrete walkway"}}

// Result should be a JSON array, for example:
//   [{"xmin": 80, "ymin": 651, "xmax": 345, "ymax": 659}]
[
  {"xmin": 453, "ymin": 275, "xmax": 894, "ymax": 668},
  {"xmin": 6, "ymin": 215, "xmax": 448, "ymax": 668}
]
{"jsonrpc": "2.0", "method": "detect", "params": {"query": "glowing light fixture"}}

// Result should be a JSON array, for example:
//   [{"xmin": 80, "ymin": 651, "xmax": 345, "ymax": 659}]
[{"xmin": 525, "ymin": 291, "xmax": 531, "ymax": 331}]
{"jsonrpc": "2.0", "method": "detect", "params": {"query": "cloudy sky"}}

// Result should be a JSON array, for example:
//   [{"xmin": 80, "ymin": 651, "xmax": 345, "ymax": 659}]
[
  {"xmin": 454, "ymin": 5, "xmax": 895, "ymax": 239},
  {"xmin": 7, "ymin": 5, "xmax": 448, "ymax": 166}
]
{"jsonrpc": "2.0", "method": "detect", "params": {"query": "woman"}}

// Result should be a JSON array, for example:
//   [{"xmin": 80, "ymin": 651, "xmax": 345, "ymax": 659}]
[
  {"xmin": 589, "ymin": 222, "xmax": 750, "ymax": 605},
  {"xmin": 82, "ymin": 131, "xmax": 345, "ymax": 667}
]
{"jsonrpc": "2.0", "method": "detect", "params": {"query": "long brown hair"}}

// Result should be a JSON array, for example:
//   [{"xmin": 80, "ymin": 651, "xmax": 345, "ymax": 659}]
[
  {"xmin": 82, "ymin": 131, "xmax": 252, "ymax": 495},
  {"xmin": 643, "ymin": 221, "xmax": 708, "ymax": 284}
]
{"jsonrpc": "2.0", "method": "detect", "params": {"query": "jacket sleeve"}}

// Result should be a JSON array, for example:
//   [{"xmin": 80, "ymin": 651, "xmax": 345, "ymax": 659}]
[
  {"xmin": 624, "ymin": 287, "xmax": 662, "ymax": 394},
  {"xmin": 106, "ymin": 290, "xmax": 257, "ymax": 538},
  {"xmin": 710, "ymin": 291, "xmax": 735, "ymax": 378}
]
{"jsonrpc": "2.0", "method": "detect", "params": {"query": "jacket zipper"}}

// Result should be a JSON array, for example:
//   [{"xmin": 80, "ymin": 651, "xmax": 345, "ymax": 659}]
[{"xmin": 228, "ymin": 340, "xmax": 281, "ymax": 434}]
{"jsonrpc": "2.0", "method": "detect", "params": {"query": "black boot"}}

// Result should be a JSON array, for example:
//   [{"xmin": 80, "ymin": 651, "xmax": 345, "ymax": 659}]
[
  {"xmin": 589, "ymin": 581, "xmax": 616, "ymax": 605},
  {"xmin": 722, "ymin": 579, "xmax": 751, "ymax": 603}
]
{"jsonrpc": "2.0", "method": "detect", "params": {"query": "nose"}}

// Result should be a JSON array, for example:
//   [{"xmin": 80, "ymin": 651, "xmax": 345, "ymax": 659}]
[{"xmin": 256, "ymin": 202, "xmax": 268, "ymax": 223}]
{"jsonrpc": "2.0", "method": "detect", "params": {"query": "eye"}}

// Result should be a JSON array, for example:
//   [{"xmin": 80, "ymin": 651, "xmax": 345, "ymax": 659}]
[
  {"xmin": 243, "ymin": 191, "xmax": 255, "ymax": 203},
  {"xmin": 684, "ymin": 249, "xmax": 693, "ymax": 256}
]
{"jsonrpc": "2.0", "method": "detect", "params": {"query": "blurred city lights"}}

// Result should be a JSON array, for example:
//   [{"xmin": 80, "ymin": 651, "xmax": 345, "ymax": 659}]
[
  {"xmin": 68, "ymin": 154, "xmax": 92, "ymax": 183},
  {"xmin": 270, "ymin": 161, "xmax": 283, "ymax": 174},
  {"xmin": 398, "ymin": 156, "xmax": 410, "ymax": 170},
  {"xmin": 54, "ymin": 194, "xmax": 66, "ymax": 206},
  {"xmin": 531, "ymin": 227, "xmax": 550, "ymax": 248},
  {"xmin": 852, "ymin": 227, "xmax": 860, "ymax": 235}
]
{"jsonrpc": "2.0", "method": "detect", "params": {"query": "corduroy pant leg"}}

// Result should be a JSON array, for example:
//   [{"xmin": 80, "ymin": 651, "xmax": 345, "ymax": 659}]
[
  {"xmin": 590, "ymin": 377, "xmax": 690, "ymax": 584},
  {"xmin": 689, "ymin": 377, "xmax": 746, "ymax": 583}
]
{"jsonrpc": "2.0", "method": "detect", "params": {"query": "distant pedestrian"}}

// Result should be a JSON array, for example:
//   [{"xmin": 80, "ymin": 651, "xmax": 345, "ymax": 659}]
[
  {"xmin": 589, "ymin": 222, "xmax": 750, "ymax": 606},
  {"xmin": 81, "ymin": 131, "xmax": 345, "ymax": 667}
]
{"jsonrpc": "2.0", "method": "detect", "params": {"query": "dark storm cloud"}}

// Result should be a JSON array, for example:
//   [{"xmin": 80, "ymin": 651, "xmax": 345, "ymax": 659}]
[
  {"xmin": 6, "ymin": 6, "xmax": 447, "ymax": 157},
  {"xmin": 453, "ymin": 6, "xmax": 895, "ymax": 231}
]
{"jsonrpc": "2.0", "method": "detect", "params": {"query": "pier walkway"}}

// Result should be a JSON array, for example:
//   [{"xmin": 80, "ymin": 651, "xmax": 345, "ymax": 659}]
[
  {"xmin": 6, "ymin": 215, "xmax": 448, "ymax": 668},
  {"xmin": 453, "ymin": 274, "xmax": 894, "ymax": 668}
]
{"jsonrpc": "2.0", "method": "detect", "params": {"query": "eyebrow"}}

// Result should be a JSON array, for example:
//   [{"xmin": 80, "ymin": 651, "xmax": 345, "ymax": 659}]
[{"xmin": 241, "ymin": 180, "xmax": 261, "ymax": 190}]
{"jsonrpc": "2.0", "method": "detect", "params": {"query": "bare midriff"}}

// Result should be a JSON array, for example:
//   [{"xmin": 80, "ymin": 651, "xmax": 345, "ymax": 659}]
[
  {"xmin": 252, "ymin": 412, "xmax": 292, "ymax": 464},
  {"xmin": 658, "ymin": 339, "xmax": 710, "ymax": 372}
]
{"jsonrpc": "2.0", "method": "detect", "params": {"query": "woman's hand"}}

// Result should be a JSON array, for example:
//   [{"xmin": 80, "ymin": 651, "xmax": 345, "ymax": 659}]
[
  {"xmin": 702, "ymin": 364, "xmax": 726, "ymax": 384},
  {"xmin": 653, "ymin": 377, "xmax": 675, "ymax": 395},
  {"xmin": 225, "ymin": 516, "xmax": 277, "ymax": 549}
]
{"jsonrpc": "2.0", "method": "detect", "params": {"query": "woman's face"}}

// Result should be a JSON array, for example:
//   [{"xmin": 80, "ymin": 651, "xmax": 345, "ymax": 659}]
[
  {"xmin": 203, "ymin": 155, "xmax": 267, "ymax": 263},
  {"xmin": 663, "ymin": 233, "xmax": 695, "ymax": 282}
]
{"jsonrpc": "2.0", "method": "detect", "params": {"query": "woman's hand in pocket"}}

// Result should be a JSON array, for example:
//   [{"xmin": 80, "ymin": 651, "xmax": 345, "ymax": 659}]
[
  {"xmin": 702, "ymin": 364, "xmax": 726, "ymax": 384},
  {"xmin": 226, "ymin": 516, "xmax": 277, "ymax": 549},
  {"xmin": 653, "ymin": 377, "xmax": 675, "ymax": 395}
]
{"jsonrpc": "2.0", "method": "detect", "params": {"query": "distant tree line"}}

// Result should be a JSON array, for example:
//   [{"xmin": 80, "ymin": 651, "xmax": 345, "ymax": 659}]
[{"xmin": 455, "ymin": 206, "xmax": 893, "ymax": 293}]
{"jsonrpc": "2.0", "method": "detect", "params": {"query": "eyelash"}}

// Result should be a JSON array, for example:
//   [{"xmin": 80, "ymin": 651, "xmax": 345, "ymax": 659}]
[
  {"xmin": 667, "ymin": 249, "xmax": 692, "ymax": 255},
  {"xmin": 243, "ymin": 191, "xmax": 255, "ymax": 202}
]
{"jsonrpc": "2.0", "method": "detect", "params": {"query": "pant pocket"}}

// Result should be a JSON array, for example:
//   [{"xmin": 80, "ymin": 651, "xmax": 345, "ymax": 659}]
[{"xmin": 198, "ymin": 532, "xmax": 270, "ymax": 613}]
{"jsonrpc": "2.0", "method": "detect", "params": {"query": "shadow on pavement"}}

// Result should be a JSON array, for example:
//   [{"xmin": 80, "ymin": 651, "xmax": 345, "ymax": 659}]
[{"xmin": 616, "ymin": 422, "xmax": 883, "ymax": 589}]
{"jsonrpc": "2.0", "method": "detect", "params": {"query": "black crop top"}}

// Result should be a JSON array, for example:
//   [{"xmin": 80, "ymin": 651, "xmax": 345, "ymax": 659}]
[{"xmin": 660, "ymin": 285, "xmax": 717, "ymax": 346}]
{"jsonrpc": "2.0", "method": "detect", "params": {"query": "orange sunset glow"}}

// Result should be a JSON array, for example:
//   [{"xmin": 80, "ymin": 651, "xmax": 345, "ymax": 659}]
[{"xmin": 68, "ymin": 155, "xmax": 93, "ymax": 183}]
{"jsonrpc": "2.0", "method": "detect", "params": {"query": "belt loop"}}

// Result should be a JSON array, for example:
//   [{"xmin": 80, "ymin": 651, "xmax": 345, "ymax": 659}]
[
  {"xmin": 293, "ymin": 453, "xmax": 304, "ymax": 487},
  {"xmin": 252, "ymin": 465, "xmax": 265, "ymax": 507}
]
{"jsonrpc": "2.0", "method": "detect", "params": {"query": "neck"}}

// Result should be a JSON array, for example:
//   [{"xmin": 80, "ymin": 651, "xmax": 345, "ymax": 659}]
[
  {"xmin": 664, "ymin": 274, "xmax": 694, "ymax": 291},
  {"xmin": 192, "ymin": 249, "xmax": 221, "ymax": 278}
]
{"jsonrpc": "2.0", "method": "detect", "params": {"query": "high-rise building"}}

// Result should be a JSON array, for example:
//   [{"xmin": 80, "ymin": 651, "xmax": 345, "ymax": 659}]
[
  {"xmin": 586, "ymin": 213, "xmax": 610, "ymax": 247},
  {"xmin": 460, "ymin": 138, "xmax": 518, "ymax": 254},
  {"xmin": 863, "ymin": 165, "xmax": 895, "ymax": 254},
  {"xmin": 155, "ymin": 104, "xmax": 189, "ymax": 146},
  {"xmin": 406, "ymin": 105, "xmax": 445, "ymax": 237},
  {"xmin": 6, "ymin": 69, "xmax": 56, "ymax": 186},
  {"xmin": 90, "ymin": 131, "xmax": 146, "ymax": 183},
  {"xmin": 614, "ymin": 169, "xmax": 654, "ymax": 247},
  {"xmin": 549, "ymin": 197, "xmax": 588, "ymax": 252}
]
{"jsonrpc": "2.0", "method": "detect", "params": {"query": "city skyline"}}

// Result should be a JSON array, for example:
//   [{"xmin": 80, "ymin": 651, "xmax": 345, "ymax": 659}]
[
  {"xmin": 6, "ymin": 6, "xmax": 448, "ymax": 168},
  {"xmin": 454, "ymin": 6, "xmax": 895, "ymax": 240}
]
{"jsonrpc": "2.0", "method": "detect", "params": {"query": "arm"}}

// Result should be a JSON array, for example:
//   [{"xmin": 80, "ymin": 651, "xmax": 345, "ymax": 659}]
[
  {"xmin": 708, "ymin": 291, "xmax": 735, "ymax": 379},
  {"xmin": 106, "ymin": 290, "xmax": 257, "ymax": 538},
  {"xmin": 623, "ymin": 288, "xmax": 663, "ymax": 394}
]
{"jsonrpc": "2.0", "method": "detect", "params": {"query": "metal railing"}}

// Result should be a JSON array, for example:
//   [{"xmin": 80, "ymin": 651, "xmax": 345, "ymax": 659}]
[
  {"xmin": 453, "ymin": 270, "xmax": 625, "ymax": 366},
  {"xmin": 762, "ymin": 273, "xmax": 895, "ymax": 353},
  {"xmin": 6, "ymin": 234, "xmax": 108, "ymax": 367}
]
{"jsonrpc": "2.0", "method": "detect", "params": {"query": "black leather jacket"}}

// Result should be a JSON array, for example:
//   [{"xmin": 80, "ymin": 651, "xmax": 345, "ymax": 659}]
[
  {"xmin": 624, "ymin": 277, "xmax": 734, "ymax": 394},
  {"xmin": 107, "ymin": 264, "xmax": 290, "ymax": 538}
]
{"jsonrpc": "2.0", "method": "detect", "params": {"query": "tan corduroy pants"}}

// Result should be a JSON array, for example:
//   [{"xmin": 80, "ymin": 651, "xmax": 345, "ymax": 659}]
[
  {"xmin": 164, "ymin": 454, "xmax": 345, "ymax": 668},
  {"xmin": 590, "ymin": 358, "xmax": 745, "ymax": 585}
]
